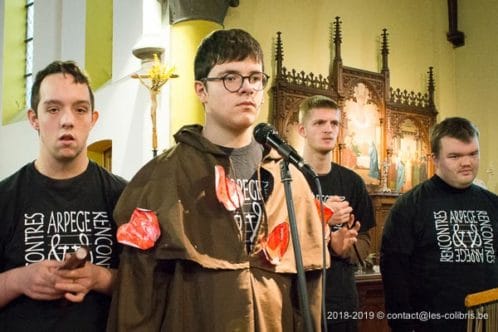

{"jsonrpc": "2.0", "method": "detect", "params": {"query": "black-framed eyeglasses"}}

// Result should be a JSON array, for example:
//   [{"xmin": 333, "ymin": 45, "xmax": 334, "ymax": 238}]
[{"xmin": 201, "ymin": 72, "xmax": 270, "ymax": 93}]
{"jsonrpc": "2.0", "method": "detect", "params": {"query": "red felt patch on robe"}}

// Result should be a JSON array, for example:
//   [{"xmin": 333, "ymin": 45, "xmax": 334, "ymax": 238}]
[
  {"xmin": 117, "ymin": 208, "xmax": 160, "ymax": 250},
  {"xmin": 262, "ymin": 222, "xmax": 290, "ymax": 265},
  {"xmin": 215, "ymin": 165, "xmax": 243, "ymax": 211}
]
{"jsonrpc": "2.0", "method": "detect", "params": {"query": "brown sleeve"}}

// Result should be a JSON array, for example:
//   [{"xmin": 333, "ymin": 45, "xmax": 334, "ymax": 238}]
[
  {"xmin": 106, "ymin": 247, "xmax": 173, "ymax": 331},
  {"xmin": 344, "ymin": 231, "xmax": 371, "ymax": 264}
]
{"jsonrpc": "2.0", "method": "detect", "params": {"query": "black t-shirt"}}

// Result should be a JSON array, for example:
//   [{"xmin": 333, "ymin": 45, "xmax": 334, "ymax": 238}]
[
  {"xmin": 381, "ymin": 175, "xmax": 498, "ymax": 331},
  {"xmin": 0, "ymin": 161, "xmax": 127, "ymax": 332},
  {"xmin": 305, "ymin": 162, "xmax": 375, "ymax": 314},
  {"xmin": 219, "ymin": 140, "xmax": 266, "ymax": 251}
]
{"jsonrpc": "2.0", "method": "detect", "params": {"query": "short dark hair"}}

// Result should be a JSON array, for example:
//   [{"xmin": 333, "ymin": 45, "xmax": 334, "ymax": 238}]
[
  {"xmin": 194, "ymin": 29, "xmax": 264, "ymax": 80},
  {"xmin": 430, "ymin": 117, "xmax": 479, "ymax": 157},
  {"xmin": 30, "ymin": 60, "xmax": 94, "ymax": 113},
  {"xmin": 299, "ymin": 95, "xmax": 339, "ymax": 123}
]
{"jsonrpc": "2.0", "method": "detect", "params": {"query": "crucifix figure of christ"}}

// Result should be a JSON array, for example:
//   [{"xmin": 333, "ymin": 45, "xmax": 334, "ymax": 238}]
[{"xmin": 132, "ymin": 54, "xmax": 178, "ymax": 157}]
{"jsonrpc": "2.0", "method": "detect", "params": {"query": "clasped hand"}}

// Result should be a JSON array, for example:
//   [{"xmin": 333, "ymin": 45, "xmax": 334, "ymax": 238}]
[
  {"xmin": 324, "ymin": 195, "xmax": 361, "ymax": 257},
  {"xmin": 15, "ymin": 259, "xmax": 99, "ymax": 303},
  {"xmin": 324, "ymin": 195, "xmax": 353, "ymax": 226}
]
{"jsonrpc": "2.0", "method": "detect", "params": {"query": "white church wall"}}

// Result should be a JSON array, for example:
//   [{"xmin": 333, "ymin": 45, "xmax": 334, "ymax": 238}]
[{"xmin": 0, "ymin": 0, "xmax": 171, "ymax": 180}]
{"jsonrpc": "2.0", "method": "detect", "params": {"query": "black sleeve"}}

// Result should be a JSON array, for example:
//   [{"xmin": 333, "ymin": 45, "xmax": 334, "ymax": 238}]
[
  {"xmin": 0, "ymin": 170, "xmax": 22, "ymax": 267},
  {"xmin": 351, "ymin": 175, "xmax": 375, "ymax": 232},
  {"xmin": 380, "ymin": 197, "xmax": 418, "ymax": 331}
]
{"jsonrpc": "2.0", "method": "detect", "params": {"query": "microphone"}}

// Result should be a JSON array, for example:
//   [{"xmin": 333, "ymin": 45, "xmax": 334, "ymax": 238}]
[{"xmin": 254, "ymin": 123, "xmax": 317, "ymax": 178}]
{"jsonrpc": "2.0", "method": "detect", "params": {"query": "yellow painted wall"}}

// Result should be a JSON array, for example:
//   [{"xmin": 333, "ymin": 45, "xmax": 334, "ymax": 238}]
[
  {"xmin": 85, "ymin": 0, "xmax": 112, "ymax": 90},
  {"xmin": 223, "ymin": 0, "xmax": 497, "ymax": 192},
  {"xmin": 1, "ymin": 0, "xmax": 26, "ymax": 124},
  {"xmin": 169, "ymin": 20, "xmax": 220, "ymax": 138},
  {"xmin": 457, "ymin": 0, "xmax": 498, "ymax": 192}
]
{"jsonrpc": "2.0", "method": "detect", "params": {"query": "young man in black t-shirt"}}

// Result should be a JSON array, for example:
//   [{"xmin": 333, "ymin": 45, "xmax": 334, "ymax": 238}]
[
  {"xmin": 298, "ymin": 95, "xmax": 375, "ymax": 332},
  {"xmin": 0, "ymin": 61, "xmax": 126, "ymax": 331},
  {"xmin": 381, "ymin": 117, "xmax": 498, "ymax": 332}
]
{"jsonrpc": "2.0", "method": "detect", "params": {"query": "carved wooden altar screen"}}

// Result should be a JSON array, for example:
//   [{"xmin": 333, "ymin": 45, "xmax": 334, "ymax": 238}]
[{"xmin": 270, "ymin": 17, "xmax": 438, "ymax": 194}]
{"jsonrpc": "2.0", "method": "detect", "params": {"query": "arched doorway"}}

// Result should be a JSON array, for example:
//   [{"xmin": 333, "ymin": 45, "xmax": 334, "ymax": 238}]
[{"xmin": 87, "ymin": 139, "xmax": 112, "ymax": 172}]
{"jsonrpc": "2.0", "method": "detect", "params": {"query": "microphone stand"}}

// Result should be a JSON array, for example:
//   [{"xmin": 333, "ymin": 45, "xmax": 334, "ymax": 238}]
[{"xmin": 280, "ymin": 160, "xmax": 314, "ymax": 332}]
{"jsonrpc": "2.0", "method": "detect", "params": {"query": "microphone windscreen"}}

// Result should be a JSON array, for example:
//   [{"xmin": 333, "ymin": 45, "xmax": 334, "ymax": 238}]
[{"xmin": 253, "ymin": 123, "xmax": 275, "ymax": 145}]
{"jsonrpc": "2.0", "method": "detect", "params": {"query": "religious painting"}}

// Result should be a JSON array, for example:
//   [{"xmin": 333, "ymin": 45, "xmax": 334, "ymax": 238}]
[
  {"xmin": 341, "ymin": 83, "xmax": 382, "ymax": 186},
  {"xmin": 387, "ymin": 117, "xmax": 429, "ymax": 193}
]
